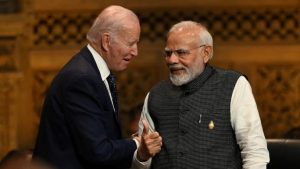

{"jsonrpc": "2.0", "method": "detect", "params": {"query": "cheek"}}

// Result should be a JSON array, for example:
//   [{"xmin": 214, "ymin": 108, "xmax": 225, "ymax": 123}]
[
  {"xmin": 117, "ymin": 47, "xmax": 131, "ymax": 57},
  {"xmin": 180, "ymin": 58, "xmax": 194, "ymax": 68},
  {"xmin": 111, "ymin": 47, "xmax": 124, "ymax": 58},
  {"xmin": 184, "ymin": 57, "xmax": 203, "ymax": 70}
]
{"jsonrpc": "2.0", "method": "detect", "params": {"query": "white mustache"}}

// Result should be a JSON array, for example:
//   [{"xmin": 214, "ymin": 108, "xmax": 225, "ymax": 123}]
[{"xmin": 168, "ymin": 64, "xmax": 186, "ymax": 70}]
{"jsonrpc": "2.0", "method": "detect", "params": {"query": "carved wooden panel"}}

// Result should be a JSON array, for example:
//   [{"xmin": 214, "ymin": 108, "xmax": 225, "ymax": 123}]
[
  {"xmin": 33, "ymin": 7, "xmax": 300, "ymax": 47},
  {"xmin": 0, "ymin": 37, "xmax": 17, "ymax": 72},
  {"xmin": 138, "ymin": 8, "xmax": 300, "ymax": 43},
  {"xmin": 32, "ymin": 70, "xmax": 58, "ymax": 120},
  {"xmin": 0, "ymin": 0, "xmax": 20, "ymax": 13},
  {"xmin": 33, "ymin": 12, "xmax": 96, "ymax": 47},
  {"xmin": 0, "ymin": 74, "xmax": 21, "ymax": 159},
  {"xmin": 255, "ymin": 64, "xmax": 300, "ymax": 138}
]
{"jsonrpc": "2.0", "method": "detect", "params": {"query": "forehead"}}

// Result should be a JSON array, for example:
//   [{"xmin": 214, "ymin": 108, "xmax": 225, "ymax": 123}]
[
  {"xmin": 113, "ymin": 24, "xmax": 140, "ymax": 43},
  {"xmin": 166, "ymin": 29, "xmax": 199, "ymax": 47},
  {"xmin": 117, "ymin": 22, "xmax": 140, "ymax": 41}
]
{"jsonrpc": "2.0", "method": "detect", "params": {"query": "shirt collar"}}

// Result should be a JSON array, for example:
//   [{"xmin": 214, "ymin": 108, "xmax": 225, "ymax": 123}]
[{"xmin": 87, "ymin": 44, "xmax": 110, "ymax": 81}]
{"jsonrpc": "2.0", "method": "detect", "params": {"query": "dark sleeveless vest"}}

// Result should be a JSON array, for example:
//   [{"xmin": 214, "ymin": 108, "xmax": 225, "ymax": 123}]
[{"xmin": 148, "ymin": 65, "xmax": 242, "ymax": 169}]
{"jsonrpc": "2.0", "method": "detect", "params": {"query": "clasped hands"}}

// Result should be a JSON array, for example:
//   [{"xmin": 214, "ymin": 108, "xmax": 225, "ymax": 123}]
[{"xmin": 133, "ymin": 120, "xmax": 162, "ymax": 162}]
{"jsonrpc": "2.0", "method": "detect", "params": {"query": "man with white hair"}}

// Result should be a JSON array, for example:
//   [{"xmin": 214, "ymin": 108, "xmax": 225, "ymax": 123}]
[
  {"xmin": 34, "ymin": 5, "xmax": 162, "ymax": 169},
  {"xmin": 135, "ymin": 21, "xmax": 269, "ymax": 169}
]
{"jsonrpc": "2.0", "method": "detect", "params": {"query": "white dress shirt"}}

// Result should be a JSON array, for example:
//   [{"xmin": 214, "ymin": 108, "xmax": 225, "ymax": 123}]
[
  {"xmin": 87, "ymin": 44, "xmax": 115, "ymax": 111},
  {"xmin": 131, "ymin": 76, "xmax": 270, "ymax": 169}
]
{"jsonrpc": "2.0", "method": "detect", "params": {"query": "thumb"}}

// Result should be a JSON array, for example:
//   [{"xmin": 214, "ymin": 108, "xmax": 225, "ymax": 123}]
[{"xmin": 142, "ymin": 119, "xmax": 149, "ymax": 136}]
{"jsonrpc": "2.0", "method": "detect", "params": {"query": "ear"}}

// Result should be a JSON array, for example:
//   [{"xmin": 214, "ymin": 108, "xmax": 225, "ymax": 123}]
[
  {"xmin": 101, "ymin": 32, "xmax": 110, "ymax": 52},
  {"xmin": 203, "ymin": 46, "xmax": 212, "ymax": 63}
]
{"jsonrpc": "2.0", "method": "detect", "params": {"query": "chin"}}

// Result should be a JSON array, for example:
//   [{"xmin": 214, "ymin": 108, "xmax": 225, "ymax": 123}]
[
  {"xmin": 170, "ymin": 72, "xmax": 193, "ymax": 86},
  {"xmin": 118, "ymin": 66, "xmax": 128, "ymax": 72}
]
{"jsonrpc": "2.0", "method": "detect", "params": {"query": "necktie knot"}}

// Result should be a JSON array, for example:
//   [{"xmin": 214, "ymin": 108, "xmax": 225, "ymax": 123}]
[{"xmin": 107, "ymin": 74, "xmax": 118, "ymax": 113}]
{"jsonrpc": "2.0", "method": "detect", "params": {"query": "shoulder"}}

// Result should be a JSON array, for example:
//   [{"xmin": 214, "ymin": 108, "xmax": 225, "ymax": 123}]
[
  {"xmin": 212, "ymin": 66, "xmax": 243, "ymax": 83},
  {"xmin": 150, "ymin": 79, "xmax": 172, "ymax": 92},
  {"xmin": 214, "ymin": 67, "xmax": 241, "ymax": 77},
  {"xmin": 51, "ymin": 51, "xmax": 100, "ymax": 89}
]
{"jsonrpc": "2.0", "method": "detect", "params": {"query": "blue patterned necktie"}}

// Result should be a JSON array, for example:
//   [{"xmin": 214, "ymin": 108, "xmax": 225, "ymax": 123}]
[{"xmin": 107, "ymin": 74, "xmax": 118, "ymax": 114}]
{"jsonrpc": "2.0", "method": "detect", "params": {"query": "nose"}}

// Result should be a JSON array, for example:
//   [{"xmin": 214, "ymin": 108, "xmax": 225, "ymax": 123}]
[{"xmin": 130, "ymin": 44, "xmax": 138, "ymax": 57}]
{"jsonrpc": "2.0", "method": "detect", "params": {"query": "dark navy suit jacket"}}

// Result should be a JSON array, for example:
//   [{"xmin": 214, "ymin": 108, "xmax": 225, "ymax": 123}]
[{"xmin": 34, "ymin": 46, "xmax": 136, "ymax": 169}]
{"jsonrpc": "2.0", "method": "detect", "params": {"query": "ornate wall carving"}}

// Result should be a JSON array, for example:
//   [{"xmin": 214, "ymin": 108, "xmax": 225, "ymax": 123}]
[
  {"xmin": 0, "ymin": 0, "xmax": 32, "ymax": 158},
  {"xmin": 0, "ymin": 0, "xmax": 20, "ymax": 13},
  {"xmin": 0, "ymin": 74, "xmax": 21, "ymax": 158},
  {"xmin": 0, "ymin": 37, "xmax": 17, "ymax": 72},
  {"xmin": 255, "ymin": 64, "xmax": 300, "ymax": 138},
  {"xmin": 32, "ymin": 70, "xmax": 58, "ymax": 118},
  {"xmin": 33, "ymin": 7, "xmax": 300, "ymax": 47},
  {"xmin": 33, "ymin": 12, "xmax": 97, "ymax": 47},
  {"xmin": 138, "ymin": 8, "xmax": 300, "ymax": 43}
]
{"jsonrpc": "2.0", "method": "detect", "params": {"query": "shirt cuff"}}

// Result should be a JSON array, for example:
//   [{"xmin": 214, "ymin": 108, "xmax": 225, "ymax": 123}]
[
  {"xmin": 133, "ymin": 138, "xmax": 140, "ymax": 149},
  {"xmin": 131, "ymin": 150, "xmax": 151, "ymax": 169}
]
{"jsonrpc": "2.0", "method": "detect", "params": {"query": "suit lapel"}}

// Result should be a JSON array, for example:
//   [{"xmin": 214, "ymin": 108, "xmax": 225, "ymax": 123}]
[{"xmin": 80, "ymin": 46, "xmax": 121, "ymax": 129}]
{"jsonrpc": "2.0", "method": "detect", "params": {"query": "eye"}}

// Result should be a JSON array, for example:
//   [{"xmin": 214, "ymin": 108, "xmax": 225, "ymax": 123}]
[
  {"xmin": 176, "ymin": 49, "xmax": 188, "ymax": 56},
  {"xmin": 164, "ymin": 50, "xmax": 173, "ymax": 57},
  {"xmin": 128, "ymin": 41, "xmax": 136, "ymax": 47}
]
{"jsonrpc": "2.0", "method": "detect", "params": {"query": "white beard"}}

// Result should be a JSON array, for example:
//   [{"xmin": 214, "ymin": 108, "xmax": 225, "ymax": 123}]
[
  {"xmin": 169, "ymin": 63, "xmax": 202, "ymax": 86},
  {"xmin": 169, "ymin": 69, "xmax": 192, "ymax": 86},
  {"xmin": 169, "ymin": 65, "xmax": 193, "ymax": 86}
]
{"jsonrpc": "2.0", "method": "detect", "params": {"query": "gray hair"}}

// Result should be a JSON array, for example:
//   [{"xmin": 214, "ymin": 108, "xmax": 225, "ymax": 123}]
[
  {"xmin": 86, "ymin": 5, "xmax": 138, "ymax": 44},
  {"xmin": 168, "ymin": 21, "xmax": 214, "ymax": 59}
]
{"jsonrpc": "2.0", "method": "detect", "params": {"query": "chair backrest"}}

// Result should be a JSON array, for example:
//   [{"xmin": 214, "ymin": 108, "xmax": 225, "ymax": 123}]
[{"xmin": 267, "ymin": 139, "xmax": 300, "ymax": 169}]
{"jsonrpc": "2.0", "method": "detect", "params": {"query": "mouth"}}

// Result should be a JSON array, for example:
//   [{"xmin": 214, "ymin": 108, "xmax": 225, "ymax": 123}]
[
  {"xmin": 169, "ymin": 67, "xmax": 185, "ymax": 75},
  {"xmin": 123, "ymin": 58, "xmax": 131, "ymax": 63}
]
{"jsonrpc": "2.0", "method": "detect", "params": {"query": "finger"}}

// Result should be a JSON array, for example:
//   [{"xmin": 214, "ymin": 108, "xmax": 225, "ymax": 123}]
[
  {"xmin": 147, "ymin": 132, "xmax": 160, "ymax": 139},
  {"xmin": 142, "ymin": 119, "xmax": 149, "ymax": 136},
  {"xmin": 144, "ymin": 138, "xmax": 162, "ymax": 148}
]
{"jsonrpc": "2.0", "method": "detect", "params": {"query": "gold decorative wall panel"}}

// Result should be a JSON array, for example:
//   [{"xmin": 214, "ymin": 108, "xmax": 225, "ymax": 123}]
[
  {"xmin": 33, "ymin": 7, "xmax": 300, "ymax": 47},
  {"xmin": 33, "ymin": 12, "xmax": 97, "ymax": 47},
  {"xmin": 1, "ymin": 0, "xmax": 300, "ymax": 158},
  {"xmin": 0, "ymin": 37, "xmax": 17, "ymax": 71},
  {"xmin": 255, "ymin": 64, "xmax": 300, "ymax": 138},
  {"xmin": 0, "ymin": 74, "xmax": 21, "ymax": 158},
  {"xmin": 32, "ymin": 70, "xmax": 58, "ymax": 118}
]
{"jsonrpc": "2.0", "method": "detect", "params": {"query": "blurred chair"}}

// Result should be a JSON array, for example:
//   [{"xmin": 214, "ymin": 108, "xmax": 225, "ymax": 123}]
[{"xmin": 267, "ymin": 139, "xmax": 300, "ymax": 169}]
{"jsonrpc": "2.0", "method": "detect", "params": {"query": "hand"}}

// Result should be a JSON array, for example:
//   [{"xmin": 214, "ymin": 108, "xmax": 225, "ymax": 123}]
[
  {"xmin": 132, "ymin": 132, "xmax": 141, "ymax": 144},
  {"xmin": 137, "ymin": 120, "xmax": 162, "ymax": 162}
]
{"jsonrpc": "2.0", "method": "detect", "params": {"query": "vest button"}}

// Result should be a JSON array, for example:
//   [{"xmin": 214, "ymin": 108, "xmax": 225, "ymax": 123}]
[
  {"xmin": 179, "ymin": 152, "xmax": 184, "ymax": 157},
  {"xmin": 180, "ymin": 130, "xmax": 186, "ymax": 135}
]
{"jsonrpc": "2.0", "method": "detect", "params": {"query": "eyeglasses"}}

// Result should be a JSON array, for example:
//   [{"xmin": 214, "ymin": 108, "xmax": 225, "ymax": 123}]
[{"xmin": 164, "ymin": 45, "xmax": 206, "ymax": 58}]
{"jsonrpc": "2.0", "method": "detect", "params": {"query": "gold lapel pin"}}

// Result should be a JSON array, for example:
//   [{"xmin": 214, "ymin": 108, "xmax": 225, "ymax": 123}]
[{"xmin": 208, "ymin": 120, "xmax": 214, "ymax": 130}]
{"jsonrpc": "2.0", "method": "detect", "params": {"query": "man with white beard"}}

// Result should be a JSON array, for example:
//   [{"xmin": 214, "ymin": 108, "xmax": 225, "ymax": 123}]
[{"xmin": 133, "ymin": 21, "xmax": 270, "ymax": 169}]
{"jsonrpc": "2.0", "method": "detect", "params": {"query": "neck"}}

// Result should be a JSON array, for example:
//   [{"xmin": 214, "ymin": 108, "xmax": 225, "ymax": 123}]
[{"xmin": 88, "ymin": 40, "xmax": 106, "ymax": 58}]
